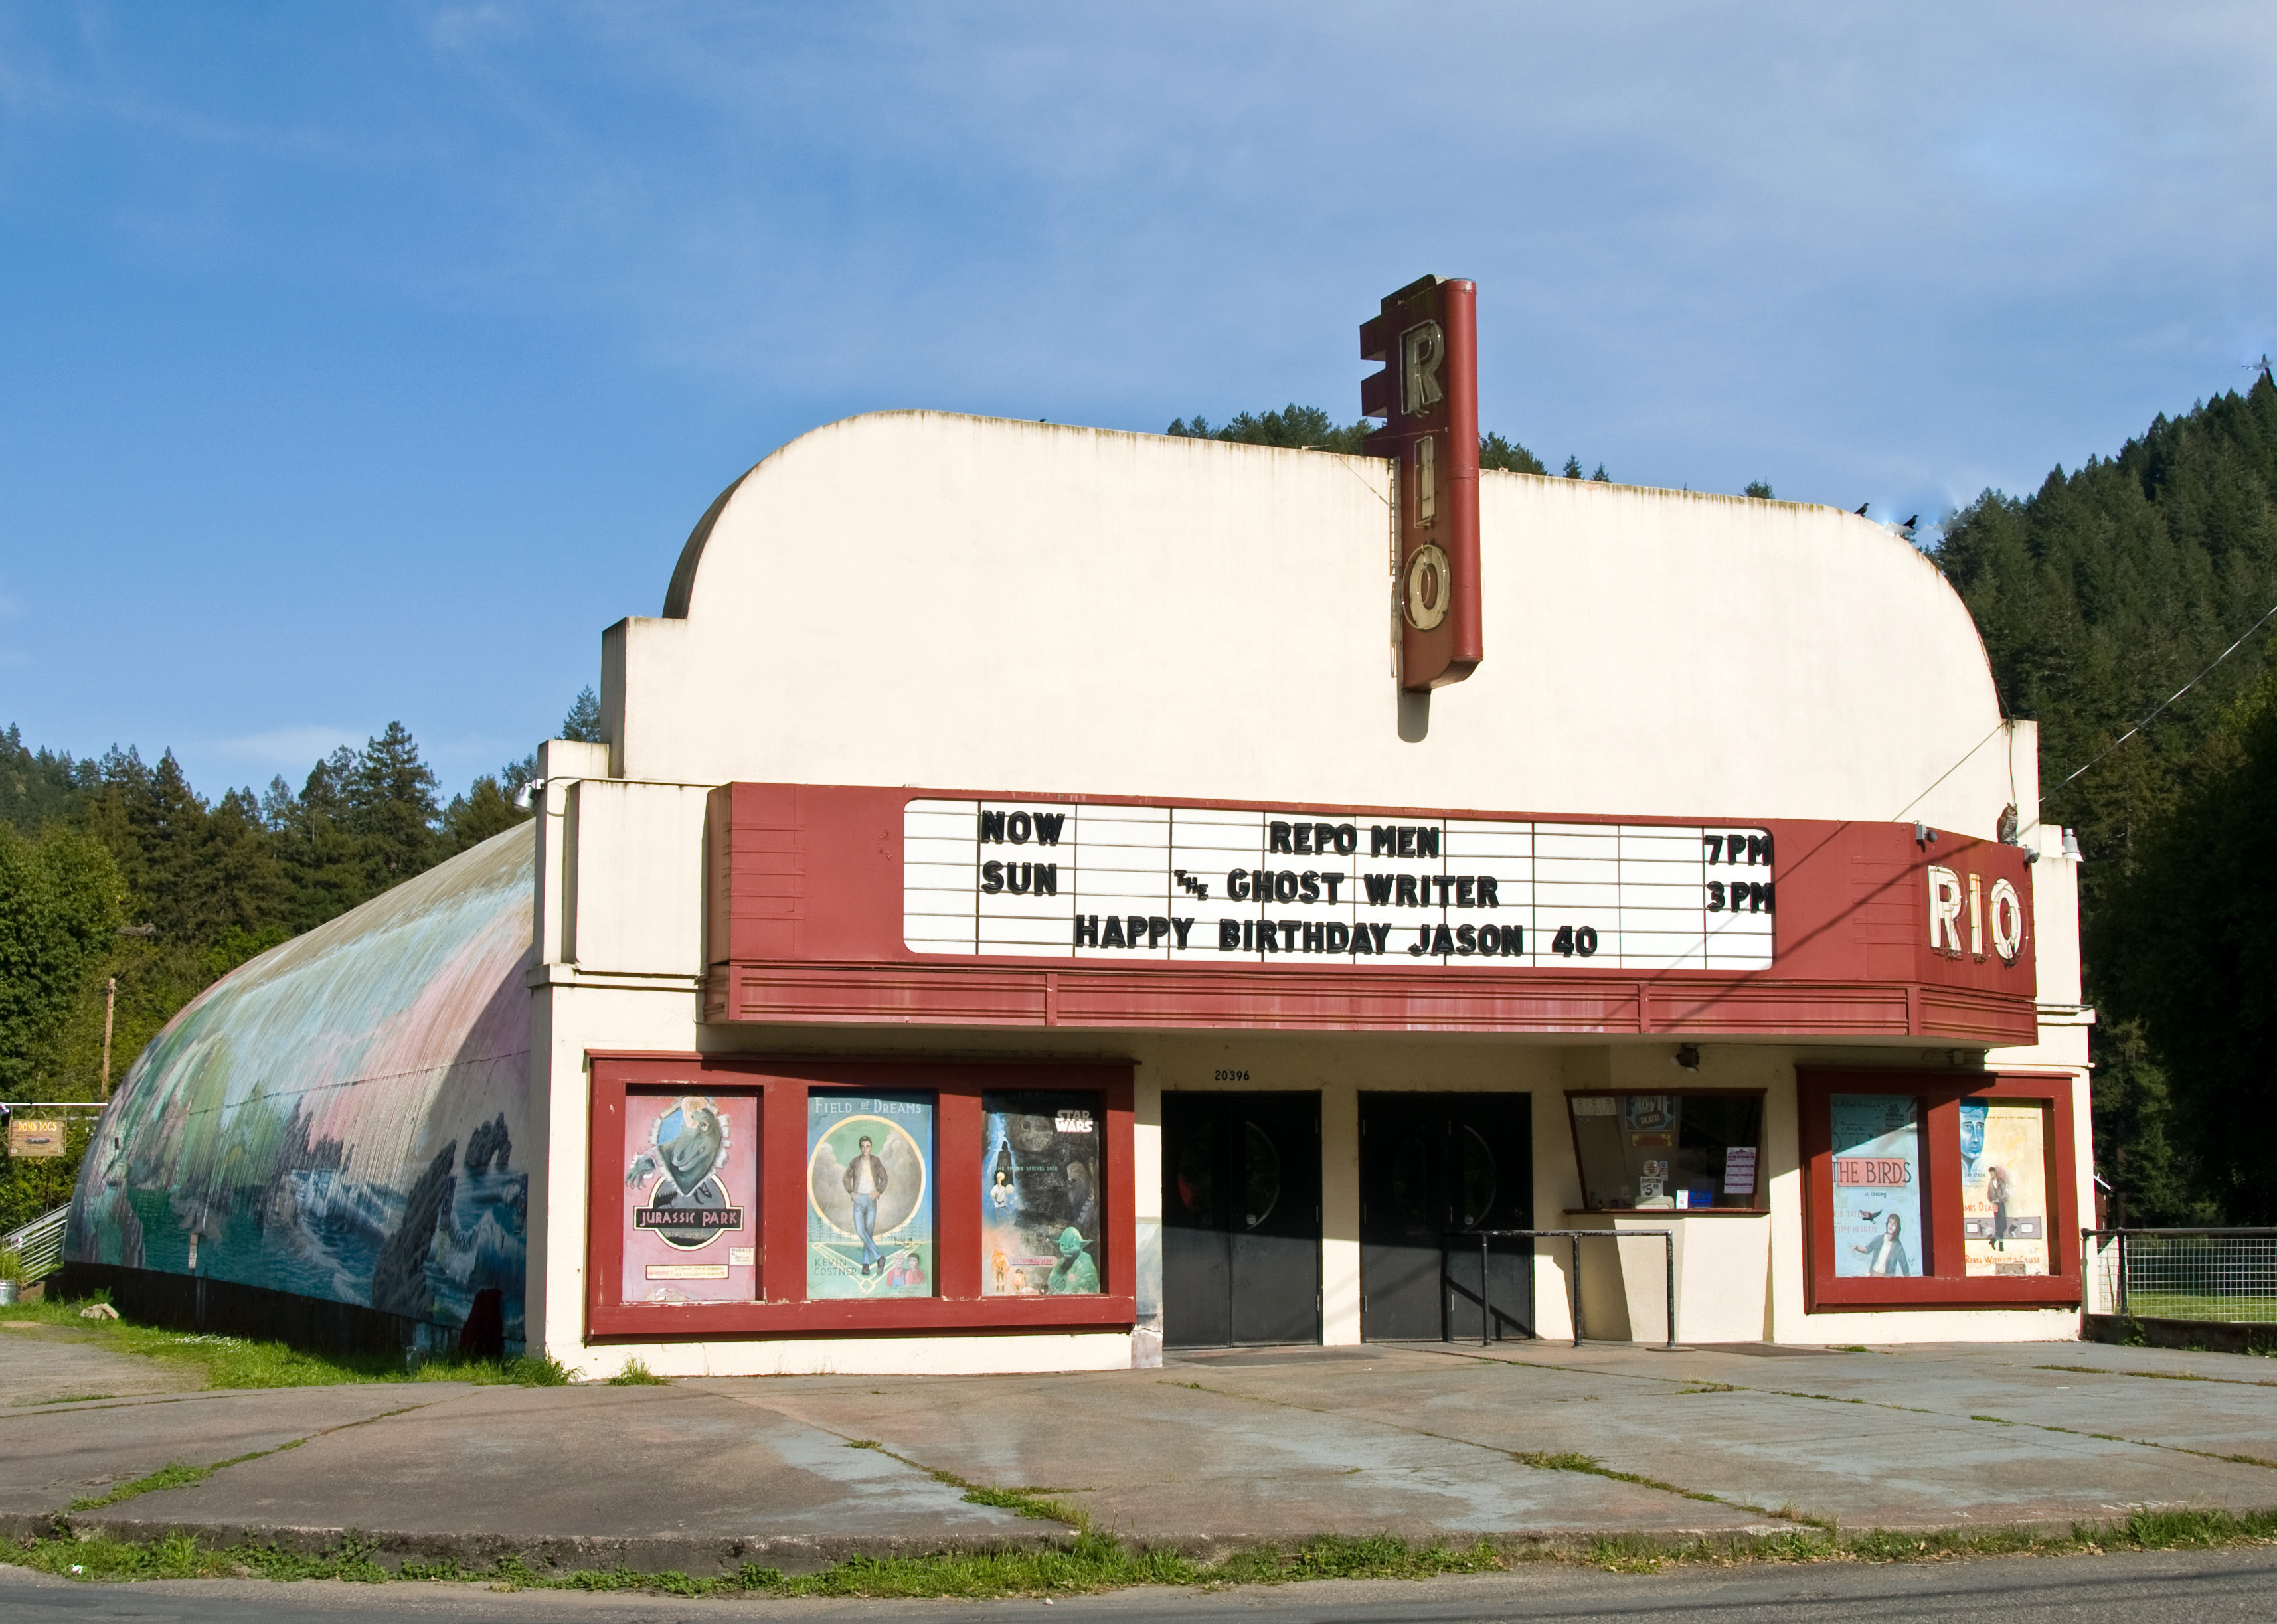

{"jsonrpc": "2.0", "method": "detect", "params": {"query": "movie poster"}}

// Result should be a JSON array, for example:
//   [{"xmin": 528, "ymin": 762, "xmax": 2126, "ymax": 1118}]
[
  {"xmin": 1962, "ymin": 1099, "xmax": 2049, "ymax": 1276},
  {"xmin": 807, "ymin": 1093, "xmax": 934, "ymax": 1298},
  {"xmin": 622, "ymin": 1092, "xmax": 758, "ymax": 1305},
  {"xmin": 981, "ymin": 1092, "xmax": 1104, "ymax": 1296},
  {"xmin": 1831, "ymin": 1094, "xmax": 1920, "ymax": 1278}
]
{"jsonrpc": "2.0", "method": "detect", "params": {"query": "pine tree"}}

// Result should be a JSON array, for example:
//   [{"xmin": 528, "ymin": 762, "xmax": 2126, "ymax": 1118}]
[
  {"xmin": 0, "ymin": 824, "xmax": 122, "ymax": 1098},
  {"xmin": 443, "ymin": 777, "xmax": 526, "ymax": 852},
  {"xmin": 562, "ymin": 686, "xmax": 604, "ymax": 744},
  {"xmin": 1167, "ymin": 409, "xmax": 1557, "ymax": 475},
  {"xmin": 1479, "ymin": 434, "xmax": 1547, "ymax": 475},
  {"xmin": 347, "ymin": 722, "xmax": 444, "ymax": 891},
  {"xmin": 275, "ymin": 746, "xmax": 368, "ymax": 932}
]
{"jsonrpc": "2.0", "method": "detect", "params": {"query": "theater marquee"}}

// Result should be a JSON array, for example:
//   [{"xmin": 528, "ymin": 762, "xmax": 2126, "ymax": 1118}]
[
  {"xmin": 902, "ymin": 799, "xmax": 1776, "ymax": 971},
  {"xmin": 701, "ymin": 783, "xmax": 2039, "ymax": 1044}
]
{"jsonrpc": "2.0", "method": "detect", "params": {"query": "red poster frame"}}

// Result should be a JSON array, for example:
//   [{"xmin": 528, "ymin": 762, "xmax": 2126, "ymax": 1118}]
[
  {"xmin": 1800, "ymin": 1068, "xmax": 2080, "ymax": 1311},
  {"xmin": 587, "ymin": 1053, "xmax": 1136, "ymax": 1341}
]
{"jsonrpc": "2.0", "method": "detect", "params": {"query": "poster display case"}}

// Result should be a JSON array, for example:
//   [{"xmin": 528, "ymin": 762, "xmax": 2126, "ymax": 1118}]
[
  {"xmin": 1800, "ymin": 1069, "xmax": 2077, "ymax": 1310},
  {"xmin": 586, "ymin": 1055, "xmax": 1132, "ymax": 1340}
]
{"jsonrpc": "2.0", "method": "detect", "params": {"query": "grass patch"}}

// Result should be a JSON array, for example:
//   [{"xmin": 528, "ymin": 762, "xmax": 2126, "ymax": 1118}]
[
  {"xmin": 72, "ymin": 1459, "xmax": 231, "ymax": 1512},
  {"xmin": 2, "ymin": 1294, "xmax": 568, "ymax": 1390},
  {"xmin": 1210, "ymin": 1533, "xmax": 1503, "ymax": 1585},
  {"xmin": 604, "ymin": 1359, "xmax": 668, "ymax": 1386},
  {"xmin": 3, "ymin": 1528, "xmax": 1496, "ymax": 1596},
  {"xmin": 2037, "ymin": 1363, "xmax": 2277, "ymax": 1390},
  {"xmin": 2120, "ymin": 1293, "xmax": 2277, "ymax": 1322},
  {"xmin": 14, "ymin": 1506, "xmax": 2277, "ymax": 1595}
]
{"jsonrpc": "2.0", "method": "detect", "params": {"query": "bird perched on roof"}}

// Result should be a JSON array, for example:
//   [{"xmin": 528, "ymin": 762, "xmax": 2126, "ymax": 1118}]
[
  {"xmin": 1853, "ymin": 502, "xmax": 1869, "ymax": 516},
  {"xmin": 1899, "ymin": 515, "xmax": 1919, "ymax": 539}
]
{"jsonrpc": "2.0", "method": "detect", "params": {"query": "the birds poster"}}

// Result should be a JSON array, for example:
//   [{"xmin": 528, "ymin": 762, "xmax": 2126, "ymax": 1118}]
[
  {"xmin": 1829, "ymin": 1093, "xmax": 1922, "ymax": 1278},
  {"xmin": 622, "ymin": 1092, "xmax": 758, "ymax": 1304}
]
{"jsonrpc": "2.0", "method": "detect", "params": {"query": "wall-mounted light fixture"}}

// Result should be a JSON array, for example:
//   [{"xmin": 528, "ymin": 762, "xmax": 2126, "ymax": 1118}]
[{"xmin": 1674, "ymin": 1043, "xmax": 1701, "ymax": 1071}]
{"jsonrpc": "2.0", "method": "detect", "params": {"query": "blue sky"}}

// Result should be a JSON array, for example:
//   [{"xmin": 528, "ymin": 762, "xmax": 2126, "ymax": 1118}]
[{"xmin": 3, "ymin": 3, "xmax": 2273, "ymax": 799}]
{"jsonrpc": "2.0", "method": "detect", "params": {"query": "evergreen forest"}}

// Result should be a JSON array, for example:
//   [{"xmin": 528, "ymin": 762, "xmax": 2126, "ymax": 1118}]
[{"xmin": 7, "ymin": 378, "xmax": 2277, "ymax": 1232}]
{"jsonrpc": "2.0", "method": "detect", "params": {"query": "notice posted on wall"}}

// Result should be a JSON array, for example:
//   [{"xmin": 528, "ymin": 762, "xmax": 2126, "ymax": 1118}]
[
  {"xmin": 1962, "ymin": 1100, "xmax": 2049, "ymax": 1276},
  {"xmin": 807, "ymin": 1093, "xmax": 934, "ymax": 1299},
  {"xmin": 981, "ymin": 1094, "xmax": 1103, "ymax": 1296},
  {"xmin": 1831, "ymin": 1094, "xmax": 1920, "ymax": 1278},
  {"xmin": 1723, "ymin": 1147, "xmax": 1758, "ymax": 1195},
  {"xmin": 622, "ymin": 1092, "xmax": 757, "ymax": 1305}
]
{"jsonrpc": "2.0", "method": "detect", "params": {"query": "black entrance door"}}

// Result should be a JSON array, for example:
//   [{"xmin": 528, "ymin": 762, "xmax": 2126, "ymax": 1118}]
[
  {"xmin": 1359, "ymin": 1093, "xmax": 1533, "ymax": 1341},
  {"xmin": 1163, "ymin": 1092, "xmax": 1321, "ymax": 1347}
]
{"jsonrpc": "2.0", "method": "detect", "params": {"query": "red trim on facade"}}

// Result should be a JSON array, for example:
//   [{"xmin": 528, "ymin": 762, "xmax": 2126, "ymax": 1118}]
[
  {"xmin": 1798, "ymin": 1069, "xmax": 2081, "ymax": 1311},
  {"xmin": 699, "ymin": 783, "xmax": 2041, "ymax": 1041},
  {"xmin": 586, "ymin": 1054, "xmax": 1136, "ymax": 1342}
]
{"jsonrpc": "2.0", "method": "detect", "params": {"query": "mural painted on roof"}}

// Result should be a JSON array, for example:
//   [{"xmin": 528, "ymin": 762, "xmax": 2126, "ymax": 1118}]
[{"xmin": 66, "ymin": 823, "xmax": 535, "ymax": 1351}]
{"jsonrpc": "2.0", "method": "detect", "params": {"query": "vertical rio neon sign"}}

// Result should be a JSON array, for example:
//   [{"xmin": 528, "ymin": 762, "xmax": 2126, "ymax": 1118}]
[{"xmin": 1361, "ymin": 276, "xmax": 1481, "ymax": 691}]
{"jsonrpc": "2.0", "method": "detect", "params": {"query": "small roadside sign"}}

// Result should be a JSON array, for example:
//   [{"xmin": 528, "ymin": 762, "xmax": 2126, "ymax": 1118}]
[{"xmin": 8, "ymin": 1120, "xmax": 65, "ymax": 1157}]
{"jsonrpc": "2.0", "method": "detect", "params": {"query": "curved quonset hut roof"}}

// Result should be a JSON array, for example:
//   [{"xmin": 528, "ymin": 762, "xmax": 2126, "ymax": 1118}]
[{"xmin": 67, "ymin": 823, "xmax": 534, "ymax": 1348}]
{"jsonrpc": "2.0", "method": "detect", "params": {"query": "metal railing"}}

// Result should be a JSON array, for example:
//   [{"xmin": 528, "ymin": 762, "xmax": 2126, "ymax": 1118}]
[
  {"xmin": 1456, "ymin": 1228, "xmax": 1676, "ymax": 1350},
  {"xmin": 1, "ymin": 1204, "xmax": 69, "ymax": 1285},
  {"xmin": 2085, "ymin": 1228, "xmax": 2277, "ymax": 1324}
]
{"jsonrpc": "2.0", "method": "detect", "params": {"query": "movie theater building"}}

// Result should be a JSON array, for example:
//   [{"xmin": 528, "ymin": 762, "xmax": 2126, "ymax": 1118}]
[{"xmin": 69, "ymin": 408, "xmax": 2093, "ymax": 1376}]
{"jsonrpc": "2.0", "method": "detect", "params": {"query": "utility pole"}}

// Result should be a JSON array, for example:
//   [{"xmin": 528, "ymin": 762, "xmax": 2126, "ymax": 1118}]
[
  {"xmin": 103, "ymin": 925, "xmax": 153, "ymax": 1101},
  {"xmin": 101, "ymin": 977, "xmax": 117, "ymax": 1099}
]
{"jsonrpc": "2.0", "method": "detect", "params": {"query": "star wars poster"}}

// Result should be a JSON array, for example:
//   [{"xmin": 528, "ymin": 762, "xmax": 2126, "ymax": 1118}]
[
  {"xmin": 1830, "ymin": 1094, "xmax": 1920, "ymax": 1278},
  {"xmin": 622, "ymin": 1092, "xmax": 757, "ymax": 1305},
  {"xmin": 1962, "ymin": 1099, "xmax": 2049, "ymax": 1276},
  {"xmin": 981, "ymin": 1092, "xmax": 1104, "ymax": 1296},
  {"xmin": 807, "ymin": 1093, "xmax": 934, "ymax": 1298}
]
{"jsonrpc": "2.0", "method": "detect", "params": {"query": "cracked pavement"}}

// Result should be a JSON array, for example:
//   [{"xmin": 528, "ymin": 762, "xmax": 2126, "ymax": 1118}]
[{"xmin": 4, "ymin": 1327, "xmax": 2275, "ymax": 1571}]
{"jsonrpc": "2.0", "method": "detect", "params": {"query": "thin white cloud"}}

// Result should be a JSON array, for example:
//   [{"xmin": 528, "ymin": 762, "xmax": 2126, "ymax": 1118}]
[{"xmin": 207, "ymin": 726, "xmax": 361, "ymax": 769}]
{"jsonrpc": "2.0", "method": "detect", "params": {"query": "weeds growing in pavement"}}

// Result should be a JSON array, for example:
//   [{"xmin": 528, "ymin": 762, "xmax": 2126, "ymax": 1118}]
[
  {"xmin": 11, "ymin": 1506, "xmax": 2277, "ymax": 1594},
  {"xmin": 0, "ymin": 1293, "xmax": 568, "ymax": 1391}
]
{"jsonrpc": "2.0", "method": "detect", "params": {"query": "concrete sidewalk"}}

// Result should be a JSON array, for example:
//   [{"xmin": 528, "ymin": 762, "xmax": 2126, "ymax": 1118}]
[{"xmin": 4, "ymin": 1328, "xmax": 2275, "ymax": 1574}]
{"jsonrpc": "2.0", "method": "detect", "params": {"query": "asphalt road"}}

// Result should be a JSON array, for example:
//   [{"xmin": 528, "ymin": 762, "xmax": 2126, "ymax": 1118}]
[{"xmin": 3, "ymin": 1550, "xmax": 2276, "ymax": 1624}]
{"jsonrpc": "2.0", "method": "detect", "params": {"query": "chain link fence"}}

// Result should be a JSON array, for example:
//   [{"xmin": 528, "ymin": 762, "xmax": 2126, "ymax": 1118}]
[{"xmin": 2085, "ymin": 1228, "xmax": 2277, "ymax": 1323}]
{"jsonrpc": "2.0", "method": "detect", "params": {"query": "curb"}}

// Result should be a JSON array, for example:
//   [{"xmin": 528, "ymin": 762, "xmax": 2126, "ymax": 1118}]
[
  {"xmin": 1, "ymin": 1512, "xmax": 1907, "ymax": 1576},
  {"xmin": 5, "ymin": 1513, "xmax": 1086, "ymax": 1576}
]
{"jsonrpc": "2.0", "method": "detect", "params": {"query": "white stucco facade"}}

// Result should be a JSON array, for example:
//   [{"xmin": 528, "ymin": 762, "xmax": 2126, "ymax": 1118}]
[{"xmin": 520, "ymin": 411, "xmax": 2090, "ymax": 1378}]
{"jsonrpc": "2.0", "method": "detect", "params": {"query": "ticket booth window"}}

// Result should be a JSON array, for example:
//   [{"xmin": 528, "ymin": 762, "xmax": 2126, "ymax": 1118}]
[{"xmin": 1567, "ymin": 1090, "xmax": 1766, "ymax": 1212}]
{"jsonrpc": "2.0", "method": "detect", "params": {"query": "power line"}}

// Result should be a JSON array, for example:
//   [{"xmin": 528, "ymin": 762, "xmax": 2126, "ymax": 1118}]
[
  {"xmin": 1890, "ymin": 721, "xmax": 2007, "ymax": 823},
  {"xmin": 2059, "ymin": 601, "xmax": 2277, "ymax": 787}
]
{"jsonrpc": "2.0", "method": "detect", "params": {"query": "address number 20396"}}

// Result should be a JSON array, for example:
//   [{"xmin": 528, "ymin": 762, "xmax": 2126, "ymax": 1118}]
[{"xmin": 1213, "ymin": 1070, "xmax": 1252, "ymax": 1082}]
